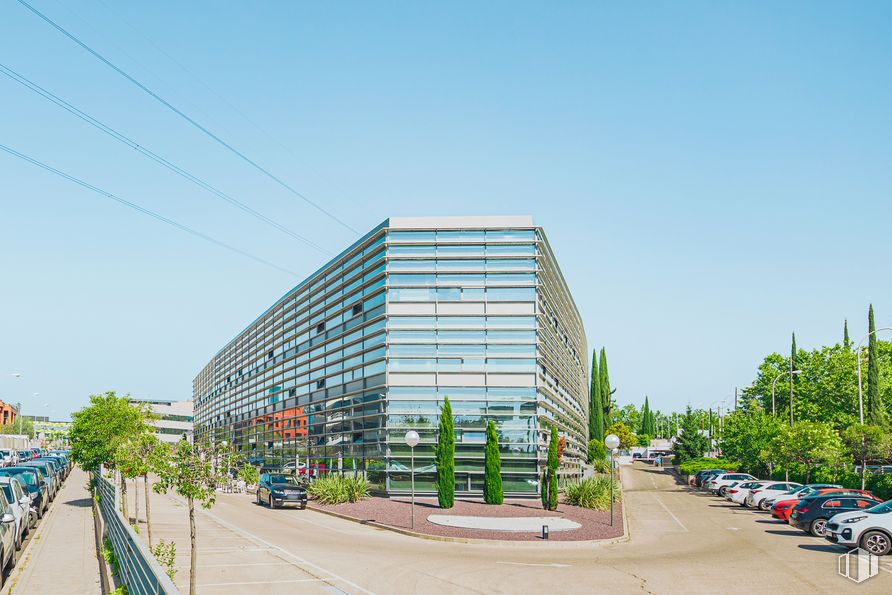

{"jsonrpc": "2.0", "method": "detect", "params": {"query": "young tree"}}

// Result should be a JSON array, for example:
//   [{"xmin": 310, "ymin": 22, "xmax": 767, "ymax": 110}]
[
  {"xmin": 842, "ymin": 424, "xmax": 890, "ymax": 489},
  {"xmin": 867, "ymin": 305, "xmax": 887, "ymax": 425},
  {"xmin": 607, "ymin": 422, "xmax": 638, "ymax": 450},
  {"xmin": 639, "ymin": 397, "xmax": 650, "ymax": 436},
  {"xmin": 589, "ymin": 350, "xmax": 604, "ymax": 443},
  {"xmin": 599, "ymin": 349, "xmax": 613, "ymax": 430},
  {"xmin": 587, "ymin": 439, "xmax": 607, "ymax": 464},
  {"xmin": 844, "ymin": 319, "xmax": 851, "ymax": 349},
  {"xmin": 673, "ymin": 407, "xmax": 709, "ymax": 465},
  {"xmin": 483, "ymin": 420, "xmax": 503, "ymax": 505},
  {"xmin": 770, "ymin": 421, "xmax": 844, "ymax": 483},
  {"xmin": 118, "ymin": 433, "xmax": 166, "ymax": 546},
  {"xmin": 152, "ymin": 439, "xmax": 234, "ymax": 595},
  {"xmin": 720, "ymin": 407, "xmax": 783, "ymax": 476},
  {"xmin": 541, "ymin": 426, "xmax": 559, "ymax": 511},
  {"xmin": 435, "ymin": 397, "xmax": 455, "ymax": 509},
  {"xmin": 69, "ymin": 392, "xmax": 150, "ymax": 470}
]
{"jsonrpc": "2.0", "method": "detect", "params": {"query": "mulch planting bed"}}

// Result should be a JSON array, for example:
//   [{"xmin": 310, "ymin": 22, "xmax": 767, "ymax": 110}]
[{"xmin": 312, "ymin": 496, "xmax": 624, "ymax": 541}]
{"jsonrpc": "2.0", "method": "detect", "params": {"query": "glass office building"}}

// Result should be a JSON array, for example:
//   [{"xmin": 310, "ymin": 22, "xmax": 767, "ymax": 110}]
[{"xmin": 194, "ymin": 216, "xmax": 588, "ymax": 495}]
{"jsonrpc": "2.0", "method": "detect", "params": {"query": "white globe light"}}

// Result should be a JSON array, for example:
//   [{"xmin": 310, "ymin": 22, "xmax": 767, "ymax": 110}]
[
  {"xmin": 605, "ymin": 433, "xmax": 621, "ymax": 450},
  {"xmin": 404, "ymin": 430, "xmax": 420, "ymax": 448}
]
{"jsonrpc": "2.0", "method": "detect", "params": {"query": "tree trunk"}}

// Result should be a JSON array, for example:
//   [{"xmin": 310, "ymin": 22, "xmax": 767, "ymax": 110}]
[
  {"xmin": 805, "ymin": 463, "xmax": 812, "ymax": 484},
  {"xmin": 120, "ymin": 474, "xmax": 128, "ymax": 522},
  {"xmin": 189, "ymin": 498, "xmax": 197, "ymax": 595},
  {"xmin": 134, "ymin": 477, "xmax": 139, "ymax": 528},
  {"xmin": 861, "ymin": 461, "xmax": 867, "ymax": 490},
  {"xmin": 144, "ymin": 473, "xmax": 153, "ymax": 548}
]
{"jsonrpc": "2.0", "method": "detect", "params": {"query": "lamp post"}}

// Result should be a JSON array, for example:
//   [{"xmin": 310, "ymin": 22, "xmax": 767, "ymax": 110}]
[
  {"xmin": 605, "ymin": 433, "xmax": 620, "ymax": 527},
  {"xmin": 404, "ymin": 430, "xmax": 420, "ymax": 530},
  {"xmin": 771, "ymin": 368, "xmax": 801, "ymax": 417},
  {"xmin": 855, "ymin": 327, "xmax": 892, "ymax": 426}
]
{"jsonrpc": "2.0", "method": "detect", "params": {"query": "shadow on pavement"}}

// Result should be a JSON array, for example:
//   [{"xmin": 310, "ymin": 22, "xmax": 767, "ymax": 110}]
[
  {"xmin": 765, "ymin": 529, "xmax": 806, "ymax": 537},
  {"xmin": 798, "ymin": 543, "xmax": 844, "ymax": 554},
  {"xmin": 63, "ymin": 497, "xmax": 93, "ymax": 508},
  {"xmin": 755, "ymin": 519, "xmax": 782, "ymax": 524}
]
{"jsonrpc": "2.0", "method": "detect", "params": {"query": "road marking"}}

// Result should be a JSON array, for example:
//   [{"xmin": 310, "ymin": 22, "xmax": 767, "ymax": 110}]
[
  {"xmin": 198, "ymin": 578, "xmax": 329, "ymax": 587},
  {"xmin": 726, "ymin": 527, "xmax": 739, "ymax": 531},
  {"xmin": 496, "ymin": 561, "xmax": 571, "ymax": 568},
  {"xmin": 185, "ymin": 562, "xmax": 295, "ymax": 568},
  {"xmin": 195, "ymin": 504, "xmax": 375, "ymax": 595},
  {"xmin": 653, "ymin": 496, "xmax": 688, "ymax": 532}
]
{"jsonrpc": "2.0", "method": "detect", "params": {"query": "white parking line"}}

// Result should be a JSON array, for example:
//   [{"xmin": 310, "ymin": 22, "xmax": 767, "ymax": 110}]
[
  {"xmin": 198, "ymin": 578, "xmax": 329, "ymax": 587},
  {"xmin": 196, "ymin": 504, "xmax": 376, "ymax": 595},
  {"xmin": 654, "ymin": 495, "xmax": 688, "ymax": 532},
  {"xmin": 496, "ymin": 561, "xmax": 571, "ymax": 568}
]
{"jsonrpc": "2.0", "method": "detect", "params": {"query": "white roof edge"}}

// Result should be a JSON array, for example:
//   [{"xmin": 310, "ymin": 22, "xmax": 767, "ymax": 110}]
[{"xmin": 387, "ymin": 215, "xmax": 534, "ymax": 229}]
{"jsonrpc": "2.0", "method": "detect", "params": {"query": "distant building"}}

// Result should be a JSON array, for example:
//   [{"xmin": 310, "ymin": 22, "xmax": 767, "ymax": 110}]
[
  {"xmin": 0, "ymin": 402, "xmax": 18, "ymax": 427},
  {"xmin": 130, "ymin": 399, "xmax": 194, "ymax": 443}
]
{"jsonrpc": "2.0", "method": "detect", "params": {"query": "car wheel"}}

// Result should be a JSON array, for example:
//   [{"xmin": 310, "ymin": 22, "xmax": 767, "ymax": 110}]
[
  {"xmin": 719, "ymin": 487, "xmax": 728, "ymax": 497},
  {"xmin": 14, "ymin": 533, "xmax": 20, "ymax": 552},
  {"xmin": 300, "ymin": 503, "xmax": 307, "ymax": 510},
  {"xmin": 758, "ymin": 499, "xmax": 770, "ymax": 511},
  {"xmin": 861, "ymin": 531, "xmax": 892, "ymax": 556},
  {"xmin": 810, "ymin": 519, "xmax": 827, "ymax": 537},
  {"xmin": 256, "ymin": 491, "xmax": 261, "ymax": 505},
  {"xmin": 269, "ymin": 495, "xmax": 276, "ymax": 510}
]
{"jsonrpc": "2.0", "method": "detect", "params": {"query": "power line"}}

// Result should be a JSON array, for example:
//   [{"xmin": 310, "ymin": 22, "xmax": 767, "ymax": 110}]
[
  {"xmin": 0, "ymin": 142, "xmax": 301, "ymax": 277},
  {"xmin": 15, "ymin": 0, "xmax": 361, "ymax": 235},
  {"xmin": 0, "ymin": 62, "xmax": 330, "ymax": 256}
]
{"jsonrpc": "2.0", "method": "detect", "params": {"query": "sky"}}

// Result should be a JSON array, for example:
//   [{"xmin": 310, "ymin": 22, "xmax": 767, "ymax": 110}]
[{"xmin": 1, "ymin": 1, "xmax": 891, "ymax": 421}]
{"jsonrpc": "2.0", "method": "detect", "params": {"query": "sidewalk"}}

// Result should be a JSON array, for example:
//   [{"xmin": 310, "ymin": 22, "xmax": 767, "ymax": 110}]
[{"xmin": 4, "ymin": 466, "xmax": 101, "ymax": 594}]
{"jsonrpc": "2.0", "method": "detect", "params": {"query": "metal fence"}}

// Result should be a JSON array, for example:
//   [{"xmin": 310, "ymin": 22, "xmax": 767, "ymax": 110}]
[{"xmin": 94, "ymin": 471, "xmax": 180, "ymax": 595}]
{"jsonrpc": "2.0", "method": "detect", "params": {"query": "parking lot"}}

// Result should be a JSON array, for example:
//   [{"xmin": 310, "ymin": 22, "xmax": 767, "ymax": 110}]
[{"xmin": 136, "ymin": 462, "xmax": 892, "ymax": 594}]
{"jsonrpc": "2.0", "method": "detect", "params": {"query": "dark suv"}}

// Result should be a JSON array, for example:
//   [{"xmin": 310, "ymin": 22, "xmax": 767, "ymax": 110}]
[
  {"xmin": 790, "ymin": 494, "xmax": 882, "ymax": 536},
  {"xmin": 256, "ymin": 473, "xmax": 307, "ymax": 509}
]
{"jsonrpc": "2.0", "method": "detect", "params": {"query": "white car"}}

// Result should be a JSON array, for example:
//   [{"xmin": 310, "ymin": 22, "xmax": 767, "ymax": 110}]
[
  {"xmin": 0, "ymin": 451, "xmax": 16, "ymax": 468},
  {"xmin": 825, "ymin": 500, "xmax": 892, "ymax": 555},
  {"xmin": 0, "ymin": 477, "xmax": 30, "ymax": 550},
  {"xmin": 707, "ymin": 473, "xmax": 757, "ymax": 496},
  {"xmin": 727, "ymin": 480, "xmax": 770, "ymax": 505},
  {"xmin": 745, "ymin": 481, "xmax": 802, "ymax": 510}
]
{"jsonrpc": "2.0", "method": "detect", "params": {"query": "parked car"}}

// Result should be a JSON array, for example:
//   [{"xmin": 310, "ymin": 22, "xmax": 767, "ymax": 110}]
[
  {"xmin": 791, "ymin": 493, "xmax": 882, "ymax": 536},
  {"xmin": 697, "ymin": 470, "xmax": 727, "ymax": 489},
  {"xmin": 826, "ymin": 499, "xmax": 892, "ymax": 555},
  {"xmin": 728, "ymin": 481, "xmax": 770, "ymax": 506},
  {"xmin": 0, "ymin": 451, "xmax": 16, "ymax": 468},
  {"xmin": 256, "ymin": 473, "xmax": 308, "ymax": 509},
  {"xmin": 37, "ymin": 456, "xmax": 68, "ymax": 481},
  {"xmin": 745, "ymin": 482, "xmax": 802, "ymax": 510},
  {"xmin": 0, "ymin": 491, "xmax": 17, "ymax": 587},
  {"xmin": 15, "ymin": 451, "xmax": 32, "ymax": 464},
  {"xmin": 0, "ymin": 478, "xmax": 29, "ymax": 550},
  {"xmin": 706, "ymin": 473, "xmax": 757, "ymax": 496},
  {"xmin": 691, "ymin": 469, "xmax": 726, "ymax": 488},
  {"xmin": 33, "ymin": 459, "xmax": 63, "ymax": 491},
  {"xmin": 19, "ymin": 462, "xmax": 57, "ymax": 501},
  {"xmin": 0, "ymin": 469, "xmax": 47, "ymax": 518}
]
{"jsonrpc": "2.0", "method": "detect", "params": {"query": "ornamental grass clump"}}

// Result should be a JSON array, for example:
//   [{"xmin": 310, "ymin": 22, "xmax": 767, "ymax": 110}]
[
  {"xmin": 307, "ymin": 475, "xmax": 371, "ymax": 505},
  {"xmin": 563, "ymin": 476, "xmax": 619, "ymax": 511}
]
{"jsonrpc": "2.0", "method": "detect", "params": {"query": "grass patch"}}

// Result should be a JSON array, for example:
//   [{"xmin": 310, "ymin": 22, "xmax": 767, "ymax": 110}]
[{"xmin": 306, "ymin": 475, "xmax": 371, "ymax": 505}]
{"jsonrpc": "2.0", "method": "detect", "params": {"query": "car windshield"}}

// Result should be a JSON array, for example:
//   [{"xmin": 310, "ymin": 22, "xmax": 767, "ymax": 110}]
[
  {"xmin": 0, "ymin": 471, "xmax": 35, "ymax": 486},
  {"xmin": 267, "ymin": 475, "xmax": 299, "ymax": 486},
  {"xmin": 0, "ymin": 486, "xmax": 11, "ymax": 503},
  {"xmin": 866, "ymin": 500, "xmax": 892, "ymax": 514}
]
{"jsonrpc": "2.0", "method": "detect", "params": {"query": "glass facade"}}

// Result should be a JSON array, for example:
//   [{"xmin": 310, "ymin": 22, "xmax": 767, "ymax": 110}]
[{"xmin": 194, "ymin": 216, "xmax": 588, "ymax": 495}]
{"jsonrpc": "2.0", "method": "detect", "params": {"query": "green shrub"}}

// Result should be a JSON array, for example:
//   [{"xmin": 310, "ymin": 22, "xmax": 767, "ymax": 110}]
[
  {"xmin": 483, "ymin": 420, "xmax": 503, "ymax": 504},
  {"xmin": 591, "ymin": 458, "xmax": 610, "ymax": 474},
  {"xmin": 152, "ymin": 540, "xmax": 177, "ymax": 582},
  {"xmin": 564, "ymin": 476, "xmax": 620, "ymax": 510},
  {"xmin": 102, "ymin": 537, "xmax": 119, "ymax": 577},
  {"xmin": 678, "ymin": 458, "xmax": 740, "ymax": 476},
  {"xmin": 587, "ymin": 439, "xmax": 606, "ymax": 464},
  {"xmin": 306, "ymin": 475, "xmax": 371, "ymax": 505},
  {"xmin": 867, "ymin": 473, "xmax": 892, "ymax": 500}
]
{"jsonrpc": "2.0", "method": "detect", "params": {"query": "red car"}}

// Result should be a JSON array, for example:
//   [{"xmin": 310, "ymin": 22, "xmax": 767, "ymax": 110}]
[{"xmin": 771, "ymin": 488, "xmax": 875, "ymax": 521}]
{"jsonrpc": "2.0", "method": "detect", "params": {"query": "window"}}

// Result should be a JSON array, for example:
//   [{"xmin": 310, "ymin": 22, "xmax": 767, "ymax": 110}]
[
  {"xmin": 352, "ymin": 304, "xmax": 363, "ymax": 317},
  {"xmin": 316, "ymin": 322, "xmax": 326, "ymax": 334},
  {"xmin": 316, "ymin": 379, "xmax": 326, "ymax": 389},
  {"xmin": 822, "ymin": 500, "xmax": 842, "ymax": 508}
]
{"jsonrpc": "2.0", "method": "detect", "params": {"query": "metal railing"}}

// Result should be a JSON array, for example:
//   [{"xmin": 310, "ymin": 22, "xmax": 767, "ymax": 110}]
[{"xmin": 94, "ymin": 470, "xmax": 180, "ymax": 595}]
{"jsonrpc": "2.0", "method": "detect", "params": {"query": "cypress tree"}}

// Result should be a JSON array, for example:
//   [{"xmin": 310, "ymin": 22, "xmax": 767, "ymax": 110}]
[
  {"xmin": 599, "ymin": 348, "xmax": 612, "ymax": 432},
  {"xmin": 547, "ymin": 425, "xmax": 559, "ymax": 511},
  {"xmin": 483, "ymin": 420, "xmax": 503, "ymax": 504},
  {"xmin": 589, "ymin": 350, "xmax": 603, "ymax": 443},
  {"xmin": 435, "ymin": 397, "xmax": 455, "ymax": 509},
  {"xmin": 844, "ymin": 319, "xmax": 851, "ymax": 349},
  {"xmin": 867, "ymin": 305, "xmax": 886, "ymax": 425},
  {"xmin": 639, "ymin": 397, "xmax": 650, "ymax": 435}
]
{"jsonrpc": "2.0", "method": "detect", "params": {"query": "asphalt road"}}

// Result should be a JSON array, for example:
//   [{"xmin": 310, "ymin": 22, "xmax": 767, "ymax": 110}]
[{"xmin": 177, "ymin": 463, "xmax": 892, "ymax": 594}]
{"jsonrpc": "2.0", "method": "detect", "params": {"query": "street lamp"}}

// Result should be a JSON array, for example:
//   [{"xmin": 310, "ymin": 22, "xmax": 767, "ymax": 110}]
[
  {"xmin": 855, "ymin": 327, "xmax": 892, "ymax": 425},
  {"xmin": 605, "ymin": 433, "xmax": 620, "ymax": 527},
  {"xmin": 404, "ymin": 430, "xmax": 420, "ymax": 530},
  {"xmin": 771, "ymin": 368, "xmax": 802, "ymax": 417}
]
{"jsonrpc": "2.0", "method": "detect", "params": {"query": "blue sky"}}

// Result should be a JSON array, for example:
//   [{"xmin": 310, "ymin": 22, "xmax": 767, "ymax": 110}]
[{"xmin": 1, "ymin": 1, "xmax": 891, "ymax": 420}]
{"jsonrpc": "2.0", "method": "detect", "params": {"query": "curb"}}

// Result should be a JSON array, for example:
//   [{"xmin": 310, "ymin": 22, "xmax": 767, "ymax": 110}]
[{"xmin": 307, "ymin": 501, "xmax": 629, "ymax": 548}]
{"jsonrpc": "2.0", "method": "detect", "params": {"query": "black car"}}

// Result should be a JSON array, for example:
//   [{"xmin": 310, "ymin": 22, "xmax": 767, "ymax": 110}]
[
  {"xmin": 696, "ymin": 470, "xmax": 726, "ymax": 489},
  {"xmin": 790, "ymin": 494, "xmax": 882, "ymax": 536},
  {"xmin": 256, "ymin": 473, "xmax": 307, "ymax": 509}
]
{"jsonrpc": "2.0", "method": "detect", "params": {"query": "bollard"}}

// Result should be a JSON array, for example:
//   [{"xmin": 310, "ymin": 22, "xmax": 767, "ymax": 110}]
[{"xmin": 542, "ymin": 525, "xmax": 549, "ymax": 540}]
